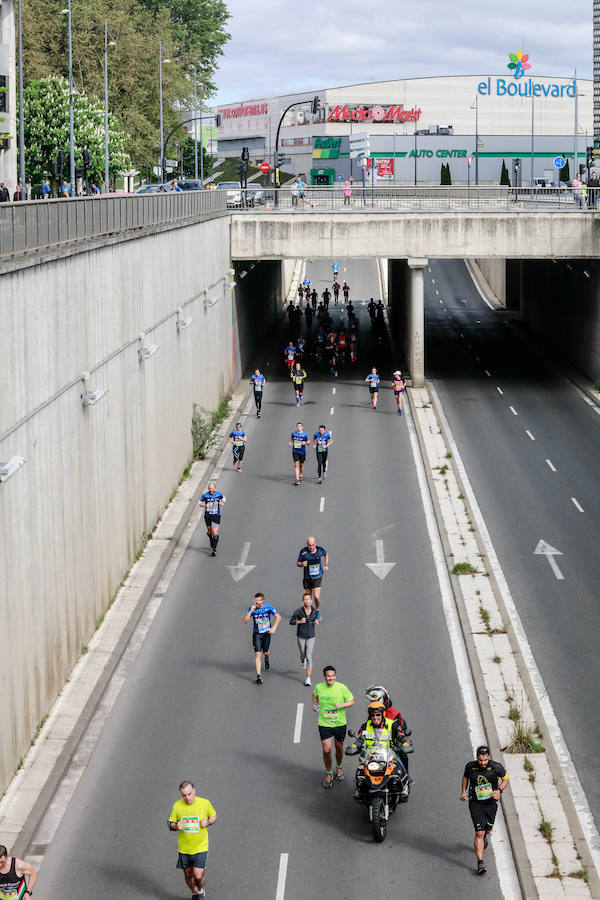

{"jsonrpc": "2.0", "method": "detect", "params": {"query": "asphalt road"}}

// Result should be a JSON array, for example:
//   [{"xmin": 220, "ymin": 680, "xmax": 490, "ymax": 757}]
[
  {"xmin": 424, "ymin": 258, "xmax": 600, "ymax": 829},
  {"xmin": 31, "ymin": 259, "xmax": 504, "ymax": 900}
]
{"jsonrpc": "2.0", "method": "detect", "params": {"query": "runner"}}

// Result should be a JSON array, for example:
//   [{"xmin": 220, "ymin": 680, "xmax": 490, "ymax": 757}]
[
  {"xmin": 284, "ymin": 340, "xmax": 297, "ymax": 372},
  {"xmin": 322, "ymin": 287, "xmax": 331, "ymax": 310},
  {"xmin": 242, "ymin": 592, "xmax": 281, "ymax": 684},
  {"xmin": 310, "ymin": 288, "xmax": 318, "ymax": 312},
  {"xmin": 291, "ymin": 361, "xmax": 307, "ymax": 406},
  {"xmin": 332, "ymin": 280, "xmax": 341, "ymax": 304},
  {"xmin": 461, "ymin": 745, "xmax": 509, "ymax": 875},
  {"xmin": 0, "ymin": 845, "xmax": 37, "ymax": 900},
  {"xmin": 297, "ymin": 284, "xmax": 304, "ymax": 303},
  {"xmin": 336, "ymin": 329, "xmax": 347, "ymax": 367},
  {"xmin": 168, "ymin": 780, "xmax": 217, "ymax": 898},
  {"xmin": 313, "ymin": 424, "xmax": 332, "ymax": 483},
  {"xmin": 297, "ymin": 535, "xmax": 328, "ymax": 610},
  {"xmin": 305, "ymin": 303, "xmax": 314, "ymax": 332},
  {"xmin": 228, "ymin": 422, "xmax": 247, "ymax": 472},
  {"xmin": 332, "ymin": 260, "xmax": 340, "ymax": 279},
  {"xmin": 198, "ymin": 482, "xmax": 225, "ymax": 556},
  {"xmin": 367, "ymin": 298, "xmax": 376, "ymax": 322},
  {"xmin": 348, "ymin": 321, "xmax": 358, "ymax": 363},
  {"xmin": 250, "ymin": 368, "xmax": 265, "ymax": 417},
  {"xmin": 392, "ymin": 370, "xmax": 405, "ymax": 415},
  {"xmin": 312, "ymin": 666, "xmax": 355, "ymax": 788},
  {"xmin": 365, "ymin": 367, "xmax": 380, "ymax": 409},
  {"xmin": 342, "ymin": 281, "xmax": 350, "ymax": 303},
  {"xmin": 290, "ymin": 592, "xmax": 320, "ymax": 686},
  {"xmin": 296, "ymin": 335, "xmax": 306, "ymax": 364},
  {"xmin": 289, "ymin": 422, "xmax": 310, "ymax": 485}
]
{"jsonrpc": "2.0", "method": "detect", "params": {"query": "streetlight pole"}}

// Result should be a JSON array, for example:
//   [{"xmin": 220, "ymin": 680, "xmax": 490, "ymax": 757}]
[
  {"xmin": 530, "ymin": 89, "xmax": 535, "ymax": 192},
  {"xmin": 17, "ymin": 0, "xmax": 25, "ymax": 196},
  {"xmin": 193, "ymin": 65, "xmax": 198, "ymax": 181},
  {"xmin": 573, "ymin": 68, "xmax": 579, "ymax": 180},
  {"xmin": 414, "ymin": 122, "xmax": 417, "ymax": 186},
  {"xmin": 159, "ymin": 41, "xmax": 165, "ymax": 183},
  {"xmin": 104, "ymin": 22, "xmax": 115, "ymax": 193},
  {"xmin": 475, "ymin": 94, "xmax": 479, "ymax": 186},
  {"xmin": 67, "ymin": 0, "xmax": 75, "ymax": 197}
]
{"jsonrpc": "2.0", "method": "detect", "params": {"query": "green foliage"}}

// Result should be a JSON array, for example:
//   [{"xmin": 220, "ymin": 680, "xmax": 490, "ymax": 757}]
[
  {"xmin": 452, "ymin": 561, "xmax": 477, "ymax": 575},
  {"xmin": 500, "ymin": 159, "xmax": 511, "ymax": 186},
  {"xmin": 23, "ymin": 76, "xmax": 130, "ymax": 184},
  {"xmin": 191, "ymin": 395, "xmax": 231, "ymax": 460},
  {"xmin": 21, "ymin": 0, "xmax": 230, "ymax": 170}
]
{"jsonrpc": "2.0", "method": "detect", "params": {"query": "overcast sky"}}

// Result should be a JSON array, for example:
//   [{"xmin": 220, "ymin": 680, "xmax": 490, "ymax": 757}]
[{"xmin": 213, "ymin": 0, "xmax": 592, "ymax": 105}]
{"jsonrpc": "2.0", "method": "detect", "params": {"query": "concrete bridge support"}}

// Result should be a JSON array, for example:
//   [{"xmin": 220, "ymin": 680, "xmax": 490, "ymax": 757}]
[{"xmin": 388, "ymin": 258, "xmax": 427, "ymax": 387}]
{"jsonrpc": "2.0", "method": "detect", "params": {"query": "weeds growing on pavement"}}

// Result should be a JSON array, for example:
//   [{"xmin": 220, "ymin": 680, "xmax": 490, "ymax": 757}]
[
  {"xmin": 508, "ymin": 706, "xmax": 521, "ymax": 722},
  {"xmin": 523, "ymin": 757, "xmax": 536, "ymax": 784},
  {"xmin": 192, "ymin": 395, "xmax": 232, "ymax": 460},
  {"xmin": 452, "ymin": 561, "xmax": 478, "ymax": 575},
  {"xmin": 505, "ymin": 716, "xmax": 545, "ymax": 753},
  {"xmin": 439, "ymin": 464, "xmax": 448, "ymax": 475},
  {"xmin": 570, "ymin": 867, "xmax": 589, "ymax": 883},
  {"xmin": 539, "ymin": 819, "xmax": 553, "ymax": 842},
  {"xmin": 493, "ymin": 655, "xmax": 502, "ymax": 664},
  {"xmin": 445, "ymin": 450, "xmax": 453, "ymax": 458}
]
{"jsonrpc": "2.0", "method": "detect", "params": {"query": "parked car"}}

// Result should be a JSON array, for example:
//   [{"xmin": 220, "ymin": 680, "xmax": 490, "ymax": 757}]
[
  {"xmin": 177, "ymin": 179, "xmax": 202, "ymax": 191},
  {"xmin": 217, "ymin": 181, "xmax": 243, "ymax": 207},
  {"xmin": 135, "ymin": 184, "xmax": 162, "ymax": 194},
  {"xmin": 245, "ymin": 183, "xmax": 265, "ymax": 206}
]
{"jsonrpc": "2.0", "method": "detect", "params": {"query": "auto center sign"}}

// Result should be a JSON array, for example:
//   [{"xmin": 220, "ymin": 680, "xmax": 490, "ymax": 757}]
[{"xmin": 328, "ymin": 103, "xmax": 422, "ymax": 124}]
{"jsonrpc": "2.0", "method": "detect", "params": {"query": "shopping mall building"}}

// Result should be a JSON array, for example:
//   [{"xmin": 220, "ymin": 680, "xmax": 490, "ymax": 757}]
[{"xmin": 216, "ymin": 74, "xmax": 592, "ymax": 185}]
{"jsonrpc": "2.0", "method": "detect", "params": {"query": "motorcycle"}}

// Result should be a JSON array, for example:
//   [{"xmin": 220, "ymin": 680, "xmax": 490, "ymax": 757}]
[{"xmin": 345, "ymin": 729, "xmax": 410, "ymax": 843}]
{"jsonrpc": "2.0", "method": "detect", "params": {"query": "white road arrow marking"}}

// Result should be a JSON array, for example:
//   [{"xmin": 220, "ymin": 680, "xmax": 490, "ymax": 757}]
[
  {"xmin": 365, "ymin": 539, "xmax": 396, "ymax": 580},
  {"xmin": 534, "ymin": 539, "xmax": 564, "ymax": 580},
  {"xmin": 227, "ymin": 542, "xmax": 256, "ymax": 582}
]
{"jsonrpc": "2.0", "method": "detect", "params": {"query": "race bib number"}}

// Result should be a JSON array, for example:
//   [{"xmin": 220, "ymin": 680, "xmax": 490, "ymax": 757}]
[
  {"xmin": 257, "ymin": 619, "xmax": 270, "ymax": 634},
  {"xmin": 323, "ymin": 707, "xmax": 340, "ymax": 722},
  {"xmin": 293, "ymin": 440, "xmax": 303, "ymax": 449},
  {"xmin": 475, "ymin": 781, "xmax": 493, "ymax": 801},
  {"xmin": 181, "ymin": 816, "xmax": 200, "ymax": 833},
  {"xmin": 0, "ymin": 890, "xmax": 22, "ymax": 900},
  {"xmin": 235, "ymin": 439, "xmax": 244, "ymax": 446},
  {"xmin": 309, "ymin": 563, "xmax": 321, "ymax": 577},
  {"xmin": 206, "ymin": 500, "xmax": 218, "ymax": 513}
]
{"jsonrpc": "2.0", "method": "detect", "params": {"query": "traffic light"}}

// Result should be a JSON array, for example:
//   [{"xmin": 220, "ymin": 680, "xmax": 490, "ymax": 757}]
[
  {"xmin": 57, "ymin": 149, "xmax": 65, "ymax": 170},
  {"xmin": 241, "ymin": 146, "xmax": 249, "ymax": 162},
  {"xmin": 587, "ymin": 146, "xmax": 594, "ymax": 168},
  {"xmin": 514, "ymin": 159, "xmax": 520, "ymax": 171},
  {"xmin": 274, "ymin": 152, "xmax": 282, "ymax": 167},
  {"xmin": 311, "ymin": 96, "xmax": 320, "ymax": 115},
  {"xmin": 82, "ymin": 148, "xmax": 90, "ymax": 168},
  {"xmin": 215, "ymin": 114, "xmax": 222, "ymax": 127},
  {"xmin": 51, "ymin": 158, "xmax": 58, "ymax": 177}
]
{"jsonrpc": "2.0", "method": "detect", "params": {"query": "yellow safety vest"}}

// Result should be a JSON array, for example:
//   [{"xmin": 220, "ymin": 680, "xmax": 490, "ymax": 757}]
[{"xmin": 363, "ymin": 718, "xmax": 395, "ymax": 750}]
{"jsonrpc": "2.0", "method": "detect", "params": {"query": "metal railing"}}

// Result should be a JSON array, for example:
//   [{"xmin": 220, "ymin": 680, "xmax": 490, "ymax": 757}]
[
  {"xmin": 0, "ymin": 191, "xmax": 228, "ymax": 263},
  {"xmin": 238, "ymin": 184, "xmax": 599, "ymax": 212}
]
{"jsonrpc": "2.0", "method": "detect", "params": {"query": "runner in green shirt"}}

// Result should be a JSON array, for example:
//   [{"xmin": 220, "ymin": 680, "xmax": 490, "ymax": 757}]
[{"xmin": 312, "ymin": 665, "xmax": 355, "ymax": 789}]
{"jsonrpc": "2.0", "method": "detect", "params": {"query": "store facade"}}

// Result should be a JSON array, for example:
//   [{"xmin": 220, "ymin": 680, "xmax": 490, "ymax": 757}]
[{"xmin": 216, "ymin": 74, "xmax": 592, "ymax": 185}]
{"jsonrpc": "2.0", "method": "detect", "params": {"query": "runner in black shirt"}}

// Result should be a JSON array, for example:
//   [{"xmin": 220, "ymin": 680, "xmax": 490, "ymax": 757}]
[
  {"xmin": 460, "ymin": 745, "xmax": 509, "ymax": 875},
  {"xmin": 322, "ymin": 288, "xmax": 331, "ymax": 310}
]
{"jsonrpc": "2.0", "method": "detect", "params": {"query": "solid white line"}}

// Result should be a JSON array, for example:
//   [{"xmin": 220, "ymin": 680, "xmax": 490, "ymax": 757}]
[
  {"xmin": 582, "ymin": 395, "xmax": 593, "ymax": 406},
  {"xmin": 405, "ymin": 399, "xmax": 521, "ymax": 899},
  {"xmin": 293, "ymin": 703, "xmax": 304, "ymax": 743},
  {"xmin": 429, "ymin": 382, "xmax": 600, "ymax": 880},
  {"xmin": 465, "ymin": 259, "xmax": 497, "ymax": 310},
  {"xmin": 546, "ymin": 459, "xmax": 557, "ymax": 472},
  {"xmin": 509, "ymin": 406, "xmax": 518, "ymax": 416},
  {"xmin": 571, "ymin": 497, "xmax": 584, "ymax": 512},
  {"xmin": 439, "ymin": 299, "xmax": 443, "ymax": 304},
  {"xmin": 484, "ymin": 369, "xmax": 491, "ymax": 377},
  {"xmin": 526, "ymin": 430, "xmax": 535, "ymax": 441},
  {"xmin": 319, "ymin": 497, "xmax": 325, "ymax": 513},
  {"xmin": 332, "ymin": 387, "xmax": 336, "ymax": 394},
  {"xmin": 496, "ymin": 387, "xmax": 503, "ymax": 395},
  {"xmin": 330, "ymin": 406, "xmax": 334, "ymax": 415},
  {"xmin": 276, "ymin": 853, "xmax": 289, "ymax": 900}
]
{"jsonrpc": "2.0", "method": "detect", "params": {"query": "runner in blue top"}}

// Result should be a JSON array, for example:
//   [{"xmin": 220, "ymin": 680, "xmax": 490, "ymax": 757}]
[
  {"xmin": 289, "ymin": 422, "xmax": 310, "ymax": 485},
  {"xmin": 198, "ymin": 482, "xmax": 225, "ymax": 555},
  {"xmin": 242, "ymin": 592, "xmax": 282, "ymax": 684},
  {"xmin": 365, "ymin": 367, "xmax": 381, "ymax": 409},
  {"xmin": 250, "ymin": 368, "xmax": 266, "ymax": 417},
  {"xmin": 284, "ymin": 341, "xmax": 297, "ymax": 373},
  {"xmin": 313, "ymin": 425, "xmax": 332, "ymax": 483},
  {"xmin": 228, "ymin": 423, "xmax": 247, "ymax": 473},
  {"xmin": 332, "ymin": 261, "xmax": 339, "ymax": 278}
]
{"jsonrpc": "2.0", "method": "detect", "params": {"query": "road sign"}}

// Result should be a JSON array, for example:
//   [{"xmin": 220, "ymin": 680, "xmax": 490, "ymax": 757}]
[
  {"xmin": 259, "ymin": 161, "xmax": 270, "ymax": 173},
  {"xmin": 553, "ymin": 155, "xmax": 566, "ymax": 169},
  {"xmin": 336, "ymin": 174, "xmax": 344, "ymax": 180},
  {"xmin": 349, "ymin": 131, "xmax": 370, "ymax": 159},
  {"xmin": 467, "ymin": 155, "xmax": 473, "ymax": 168}
]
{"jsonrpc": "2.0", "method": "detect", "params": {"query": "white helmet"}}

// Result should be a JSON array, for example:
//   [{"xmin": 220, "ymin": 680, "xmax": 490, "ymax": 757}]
[{"xmin": 364, "ymin": 685, "xmax": 390, "ymax": 707}]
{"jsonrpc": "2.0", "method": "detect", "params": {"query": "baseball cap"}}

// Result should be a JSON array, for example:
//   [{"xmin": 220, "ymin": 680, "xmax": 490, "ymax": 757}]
[
  {"xmin": 393, "ymin": 370, "xmax": 401, "ymax": 376},
  {"xmin": 476, "ymin": 745, "xmax": 490, "ymax": 756}
]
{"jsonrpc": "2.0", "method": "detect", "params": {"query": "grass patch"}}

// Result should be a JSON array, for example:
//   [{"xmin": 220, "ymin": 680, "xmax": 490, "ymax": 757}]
[
  {"xmin": 505, "ymin": 718, "xmax": 545, "ymax": 753},
  {"xmin": 445, "ymin": 450, "xmax": 453, "ymax": 458},
  {"xmin": 438, "ymin": 464, "xmax": 448, "ymax": 475},
  {"xmin": 539, "ymin": 819, "xmax": 553, "ymax": 842},
  {"xmin": 191, "ymin": 395, "xmax": 232, "ymax": 460},
  {"xmin": 508, "ymin": 706, "xmax": 521, "ymax": 722},
  {"xmin": 458, "ymin": 492, "xmax": 465, "ymax": 500},
  {"xmin": 570, "ymin": 867, "xmax": 589, "ymax": 883},
  {"xmin": 452, "ymin": 561, "xmax": 477, "ymax": 575},
  {"xmin": 81, "ymin": 644, "xmax": 88, "ymax": 655},
  {"xmin": 524, "ymin": 757, "xmax": 536, "ymax": 784}
]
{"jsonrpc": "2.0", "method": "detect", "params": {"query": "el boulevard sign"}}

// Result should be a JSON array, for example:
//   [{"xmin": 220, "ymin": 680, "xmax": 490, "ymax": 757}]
[
  {"xmin": 328, "ymin": 104, "xmax": 422, "ymax": 123},
  {"xmin": 478, "ymin": 77, "xmax": 576, "ymax": 98}
]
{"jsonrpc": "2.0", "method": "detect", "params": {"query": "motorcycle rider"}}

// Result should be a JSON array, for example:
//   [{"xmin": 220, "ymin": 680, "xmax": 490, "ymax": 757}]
[
  {"xmin": 354, "ymin": 702, "xmax": 410, "ymax": 800},
  {"xmin": 364, "ymin": 685, "xmax": 412, "ymax": 776}
]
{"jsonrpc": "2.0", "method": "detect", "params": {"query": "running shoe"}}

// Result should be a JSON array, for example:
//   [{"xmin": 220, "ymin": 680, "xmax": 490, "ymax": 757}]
[
  {"xmin": 477, "ymin": 860, "xmax": 486, "ymax": 876},
  {"xmin": 304, "ymin": 676, "xmax": 312, "ymax": 686},
  {"xmin": 317, "ymin": 477, "xmax": 322, "ymax": 484},
  {"xmin": 323, "ymin": 469, "xmax": 327, "ymax": 479},
  {"xmin": 211, "ymin": 548, "xmax": 216, "ymax": 557},
  {"xmin": 295, "ymin": 480, "xmax": 300, "ymax": 486},
  {"xmin": 256, "ymin": 675, "xmax": 263, "ymax": 685},
  {"xmin": 265, "ymin": 657, "xmax": 270, "ymax": 670}
]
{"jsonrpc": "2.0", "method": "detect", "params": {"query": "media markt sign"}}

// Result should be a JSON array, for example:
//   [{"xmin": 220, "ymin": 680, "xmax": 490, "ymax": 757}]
[
  {"xmin": 313, "ymin": 137, "xmax": 341, "ymax": 159},
  {"xmin": 327, "ymin": 104, "xmax": 422, "ymax": 124}
]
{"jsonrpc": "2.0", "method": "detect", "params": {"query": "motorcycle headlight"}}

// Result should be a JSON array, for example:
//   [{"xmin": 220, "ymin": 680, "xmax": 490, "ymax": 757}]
[{"xmin": 367, "ymin": 761, "xmax": 386, "ymax": 774}]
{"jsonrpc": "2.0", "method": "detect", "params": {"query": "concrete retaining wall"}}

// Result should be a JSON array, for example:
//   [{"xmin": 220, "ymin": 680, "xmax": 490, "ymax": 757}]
[
  {"xmin": 0, "ymin": 216, "xmax": 253, "ymax": 794},
  {"xmin": 473, "ymin": 258, "xmax": 507, "ymax": 306}
]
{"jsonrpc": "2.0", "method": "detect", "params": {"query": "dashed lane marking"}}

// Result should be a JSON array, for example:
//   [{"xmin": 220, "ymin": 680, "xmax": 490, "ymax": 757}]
[
  {"xmin": 319, "ymin": 497, "xmax": 325, "ymax": 513},
  {"xmin": 293, "ymin": 704, "xmax": 304, "ymax": 743},
  {"xmin": 484, "ymin": 369, "xmax": 491, "ymax": 377},
  {"xmin": 497, "ymin": 387, "xmax": 503, "ymax": 395},
  {"xmin": 546, "ymin": 459, "xmax": 557, "ymax": 472},
  {"xmin": 276, "ymin": 853, "xmax": 289, "ymax": 900},
  {"xmin": 526, "ymin": 430, "xmax": 535, "ymax": 441},
  {"xmin": 330, "ymin": 407, "xmax": 334, "ymax": 415},
  {"xmin": 332, "ymin": 387, "xmax": 336, "ymax": 394},
  {"xmin": 509, "ymin": 406, "xmax": 518, "ymax": 416},
  {"xmin": 571, "ymin": 497, "xmax": 584, "ymax": 512}
]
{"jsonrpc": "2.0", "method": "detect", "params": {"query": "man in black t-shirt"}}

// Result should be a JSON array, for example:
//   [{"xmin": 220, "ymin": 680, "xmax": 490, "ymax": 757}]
[{"xmin": 460, "ymin": 745, "xmax": 509, "ymax": 875}]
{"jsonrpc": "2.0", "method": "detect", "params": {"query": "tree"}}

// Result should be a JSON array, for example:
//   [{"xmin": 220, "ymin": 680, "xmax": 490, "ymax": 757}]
[
  {"xmin": 500, "ymin": 159, "xmax": 511, "ymax": 186},
  {"xmin": 441, "ymin": 162, "xmax": 452, "ymax": 185},
  {"xmin": 23, "ymin": 76, "xmax": 131, "ymax": 186}
]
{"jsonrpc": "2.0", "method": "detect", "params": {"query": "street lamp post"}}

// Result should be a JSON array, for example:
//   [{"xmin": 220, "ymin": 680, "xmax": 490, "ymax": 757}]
[
  {"xmin": 17, "ymin": 0, "xmax": 25, "ymax": 196},
  {"xmin": 159, "ymin": 41, "xmax": 165, "ymax": 183},
  {"xmin": 61, "ymin": 0, "xmax": 75, "ymax": 196},
  {"xmin": 192, "ymin": 65, "xmax": 198, "ymax": 182},
  {"xmin": 104, "ymin": 21, "xmax": 116, "ymax": 194},
  {"xmin": 474, "ymin": 94, "xmax": 479, "ymax": 185}
]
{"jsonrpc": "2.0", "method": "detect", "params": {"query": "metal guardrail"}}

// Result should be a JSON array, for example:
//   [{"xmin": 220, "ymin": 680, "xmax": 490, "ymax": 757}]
[
  {"xmin": 242, "ymin": 185, "xmax": 599, "ymax": 212},
  {"xmin": 0, "ymin": 191, "xmax": 228, "ymax": 263}
]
